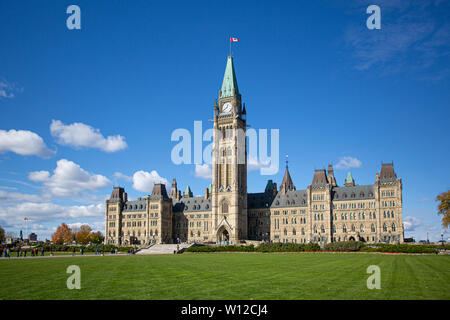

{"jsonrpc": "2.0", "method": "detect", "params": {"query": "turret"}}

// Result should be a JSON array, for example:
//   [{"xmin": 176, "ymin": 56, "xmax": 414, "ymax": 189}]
[{"xmin": 345, "ymin": 172, "xmax": 355, "ymax": 187}]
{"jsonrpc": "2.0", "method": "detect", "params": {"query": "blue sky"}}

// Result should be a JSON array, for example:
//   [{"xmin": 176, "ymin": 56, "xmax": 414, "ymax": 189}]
[{"xmin": 0, "ymin": 0, "xmax": 449, "ymax": 241}]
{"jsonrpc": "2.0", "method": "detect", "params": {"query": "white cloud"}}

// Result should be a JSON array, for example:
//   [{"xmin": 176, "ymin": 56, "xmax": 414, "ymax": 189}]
[
  {"xmin": 0, "ymin": 129, "xmax": 54, "ymax": 158},
  {"xmin": 403, "ymin": 216, "xmax": 422, "ymax": 232},
  {"xmin": 28, "ymin": 159, "xmax": 111, "ymax": 197},
  {"xmin": 195, "ymin": 164, "xmax": 212, "ymax": 179},
  {"xmin": 335, "ymin": 156, "xmax": 362, "ymax": 170},
  {"xmin": 68, "ymin": 221, "xmax": 105, "ymax": 232},
  {"xmin": 247, "ymin": 157, "xmax": 271, "ymax": 172},
  {"xmin": 50, "ymin": 120, "xmax": 127, "ymax": 152},
  {"xmin": 132, "ymin": 170, "xmax": 168, "ymax": 193},
  {"xmin": 0, "ymin": 202, "xmax": 105, "ymax": 226},
  {"xmin": 114, "ymin": 171, "xmax": 133, "ymax": 182},
  {"xmin": 28, "ymin": 170, "xmax": 50, "ymax": 182},
  {"xmin": 414, "ymin": 197, "xmax": 431, "ymax": 203},
  {"xmin": 0, "ymin": 190, "xmax": 47, "ymax": 203},
  {"xmin": 0, "ymin": 201, "xmax": 105, "ymax": 240},
  {"xmin": 0, "ymin": 77, "xmax": 22, "ymax": 98}
]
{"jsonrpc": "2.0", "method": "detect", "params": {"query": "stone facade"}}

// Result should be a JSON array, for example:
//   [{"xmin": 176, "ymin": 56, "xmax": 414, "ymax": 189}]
[{"xmin": 105, "ymin": 56, "xmax": 404, "ymax": 246}]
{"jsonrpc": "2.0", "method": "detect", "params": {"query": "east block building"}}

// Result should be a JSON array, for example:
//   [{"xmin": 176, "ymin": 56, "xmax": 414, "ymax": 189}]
[{"xmin": 105, "ymin": 55, "xmax": 404, "ymax": 246}]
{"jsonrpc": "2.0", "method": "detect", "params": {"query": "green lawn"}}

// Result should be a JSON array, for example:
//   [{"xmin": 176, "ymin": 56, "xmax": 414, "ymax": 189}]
[{"xmin": 0, "ymin": 252, "xmax": 449, "ymax": 300}]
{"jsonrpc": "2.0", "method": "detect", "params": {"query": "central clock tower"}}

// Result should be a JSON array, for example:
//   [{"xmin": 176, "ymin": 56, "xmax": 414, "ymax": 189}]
[{"xmin": 211, "ymin": 55, "xmax": 248, "ymax": 243}]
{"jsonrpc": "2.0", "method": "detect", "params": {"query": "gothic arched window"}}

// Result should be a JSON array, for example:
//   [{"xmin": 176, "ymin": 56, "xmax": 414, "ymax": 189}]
[{"xmin": 222, "ymin": 201, "xmax": 229, "ymax": 214}]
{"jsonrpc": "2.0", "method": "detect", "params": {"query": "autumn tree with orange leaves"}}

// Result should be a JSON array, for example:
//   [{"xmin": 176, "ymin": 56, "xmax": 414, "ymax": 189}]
[
  {"xmin": 437, "ymin": 190, "xmax": 450, "ymax": 228},
  {"xmin": 52, "ymin": 223, "xmax": 73, "ymax": 244},
  {"xmin": 75, "ymin": 224, "xmax": 92, "ymax": 245}
]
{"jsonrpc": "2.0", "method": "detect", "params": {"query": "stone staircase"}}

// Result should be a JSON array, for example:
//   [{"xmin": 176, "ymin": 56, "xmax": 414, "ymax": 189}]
[{"xmin": 136, "ymin": 243, "xmax": 192, "ymax": 255}]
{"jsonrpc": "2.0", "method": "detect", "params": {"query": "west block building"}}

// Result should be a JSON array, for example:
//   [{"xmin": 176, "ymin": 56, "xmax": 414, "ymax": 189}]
[{"xmin": 105, "ymin": 55, "xmax": 404, "ymax": 246}]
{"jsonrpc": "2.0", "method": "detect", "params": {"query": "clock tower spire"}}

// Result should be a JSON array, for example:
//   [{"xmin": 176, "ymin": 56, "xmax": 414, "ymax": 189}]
[{"xmin": 211, "ymin": 55, "xmax": 247, "ymax": 243}]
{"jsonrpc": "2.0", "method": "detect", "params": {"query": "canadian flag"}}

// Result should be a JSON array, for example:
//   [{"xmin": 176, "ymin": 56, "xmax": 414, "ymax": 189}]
[
  {"xmin": 24, "ymin": 217, "xmax": 28, "ymax": 221},
  {"xmin": 230, "ymin": 37, "xmax": 240, "ymax": 42}
]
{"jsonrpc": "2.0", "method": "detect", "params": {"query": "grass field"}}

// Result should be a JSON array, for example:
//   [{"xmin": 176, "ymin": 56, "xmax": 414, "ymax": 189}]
[{"xmin": 0, "ymin": 252, "xmax": 449, "ymax": 300}]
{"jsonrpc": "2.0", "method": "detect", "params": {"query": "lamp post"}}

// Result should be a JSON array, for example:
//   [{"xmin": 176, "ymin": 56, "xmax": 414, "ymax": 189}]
[{"xmin": 441, "ymin": 232, "xmax": 445, "ymax": 251}]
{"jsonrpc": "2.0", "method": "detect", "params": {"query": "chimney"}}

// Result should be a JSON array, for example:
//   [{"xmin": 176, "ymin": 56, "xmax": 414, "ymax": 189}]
[{"xmin": 205, "ymin": 187, "xmax": 209, "ymax": 200}]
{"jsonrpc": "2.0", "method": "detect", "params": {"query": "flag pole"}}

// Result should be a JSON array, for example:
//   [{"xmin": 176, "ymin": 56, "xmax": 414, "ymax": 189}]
[{"xmin": 229, "ymin": 37, "xmax": 231, "ymax": 56}]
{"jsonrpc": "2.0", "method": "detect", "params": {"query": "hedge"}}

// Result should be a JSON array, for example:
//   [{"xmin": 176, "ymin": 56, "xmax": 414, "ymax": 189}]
[
  {"xmin": 6, "ymin": 244, "xmax": 134, "ymax": 253},
  {"xmin": 361, "ymin": 244, "xmax": 438, "ymax": 254},
  {"xmin": 185, "ymin": 245, "xmax": 255, "ymax": 252},
  {"xmin": 256, "ymin": 242, "xmax": 321, "ymax": 252},
  {"xmin": 185, "ymin": 243, "xmax": 321, "ymax": 253},
  {"xmin": 323, "ymin": 241, "xmax": 366, "ymax": 252}
]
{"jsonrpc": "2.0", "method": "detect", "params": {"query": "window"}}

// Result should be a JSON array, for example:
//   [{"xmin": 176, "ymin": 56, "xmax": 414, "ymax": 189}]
[
  {"xmin": 222, "ymin": 202, "xmax": 228, "ymax": 213},
  {"xmin": 360, "ymin": 224, "xmax": 365, "ymax": 232},
  {"xmin": 343, "ymin": 225, "xmax": 347, "ymax": 233},
  {"xmin": 313, "ymin": 225, "xmax": 317, "ymax": 233},
  {"xmin": 371, "ymin": 224, "xmax": 375, "ymax": 232},
  {"xmin": 321, "ymin": 225, "xmax": 325, "ymax": 233},
  {"xmin": 383, "ymin": 223, "xmax": 387, "ymax": 232},
  {"xmin": 392, "ymin": 223, "xmax": 396, "ymax": 232}
]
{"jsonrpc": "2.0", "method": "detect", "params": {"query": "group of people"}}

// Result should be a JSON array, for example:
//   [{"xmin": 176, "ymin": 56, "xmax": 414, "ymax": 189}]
[
  {"xmin": 1, "ymin": 247, "xmax": 45, "ymax": 258},
  {"xmin": 1, "ymin": 246, "xmax": 133, "ymax": 258},
  {"xmin": 1, "ymin": 248, "xmax": 11, "ymax": 257}
]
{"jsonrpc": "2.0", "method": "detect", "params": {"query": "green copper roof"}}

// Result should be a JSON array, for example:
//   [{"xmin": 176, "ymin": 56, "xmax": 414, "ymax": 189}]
[
  {"xmin": 265, "ymin": 180, "xmax": 274, "ymax": 192},
  {"xmin": 220, "ymin": 55, "xmax": 239, "ymax": 98},
  {"xmin": 208, "ymin": 183, "xmax": 212, "ymax": 193},
  {"xmin": 345, "ymin": 172, "xmax": 354, "ymax": 183},
  {"xmin": 184, "ymin": 185, "xmax": 193, "ymax": 197}
]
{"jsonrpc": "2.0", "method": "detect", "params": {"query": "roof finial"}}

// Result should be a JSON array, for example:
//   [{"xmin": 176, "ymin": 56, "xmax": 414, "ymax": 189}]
[{"xmin": 286, "ymin": 154, "xmax": 289, "ymax": 169}]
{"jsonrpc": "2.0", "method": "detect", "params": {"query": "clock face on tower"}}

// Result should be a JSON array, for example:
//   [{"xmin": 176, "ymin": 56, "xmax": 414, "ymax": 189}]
[{"xmin": 222, "ymin": 102, "xmax": 232, "ymax": 113}]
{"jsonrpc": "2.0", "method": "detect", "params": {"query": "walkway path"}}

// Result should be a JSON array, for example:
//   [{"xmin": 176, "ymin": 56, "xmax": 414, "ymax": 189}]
[{"xmin": 136, "ymin": 243, "xmax": 192, "ymax": 255}]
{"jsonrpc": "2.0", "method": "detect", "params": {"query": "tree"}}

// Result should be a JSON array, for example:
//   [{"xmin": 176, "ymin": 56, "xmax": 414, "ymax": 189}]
[
  {"xmin": 90, "ymin": 231, "xmax": 104, "ymax": 244},
  {"xmin": 437, "ymin": 190, "xmax": 450, "ymax": 227},
  {"xmin": 75, "ymin": 224, "xmax": 92, "ymax": 245},
  {"xmin": 52, "ymin": 223, "xmax": 72, "ymax": 244},
  {"xmin": 0, "ymin": 226, "xmax": 5, "ymax": 242}
]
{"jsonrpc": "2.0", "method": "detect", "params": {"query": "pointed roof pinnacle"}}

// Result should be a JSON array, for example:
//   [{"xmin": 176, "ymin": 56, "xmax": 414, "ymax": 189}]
[
  {"xmin": 345, "ymin": 172, "xmax": 353, "ymax": 183},
  {"xmin": 184, "ymin": 185, "xmax": 193, "ymax": 197},
  {"xmin": 280, "ymin": 165, "xmax": 295, "ymax": 193},
  {"xmin": 220, "ymin": 55, "xmax": 239, "ymax": 98},
  {"xmin": 345, "ymin": 172, "xmax": 355, "ymax": 187}
]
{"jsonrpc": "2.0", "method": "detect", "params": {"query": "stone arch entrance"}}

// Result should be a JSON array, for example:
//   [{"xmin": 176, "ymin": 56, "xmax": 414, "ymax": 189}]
[
  {"xmin": 349, "ymin": 236, "xmax": 356, "ymax": 241},
  {"xmin": 217, "ymin": 226, "xmax": 230, "ymax": 243}
]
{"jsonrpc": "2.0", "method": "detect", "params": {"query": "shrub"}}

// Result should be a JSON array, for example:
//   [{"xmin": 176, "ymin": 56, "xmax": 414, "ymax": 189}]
[
  {"xmin": 361, "ymin": 244, "xmax": 438, "ymax": 254},
  {"xmin": 185, "ymin": 245, "xmax": 255, "ymax": 252},
  {"xmin": 323, "ymin": 241, "xmax": 366, "ymax": 252},
  {"xmin": 256, "ymin": 242, "xmax": 321, "ymax": 252}
]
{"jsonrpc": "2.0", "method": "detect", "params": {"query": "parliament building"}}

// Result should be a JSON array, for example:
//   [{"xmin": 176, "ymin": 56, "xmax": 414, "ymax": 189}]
[{"xmin": 105, "ymin": 56, "xmax": 404, "ymax": 246}]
